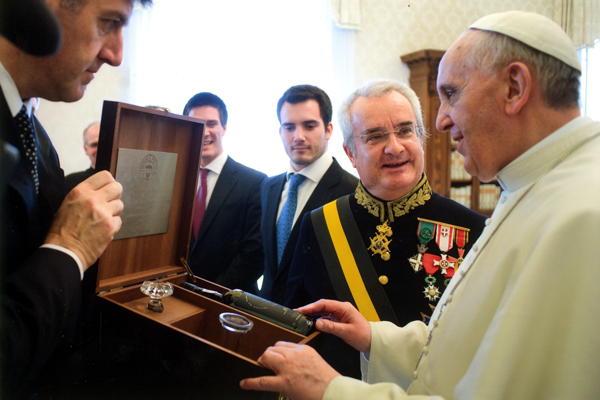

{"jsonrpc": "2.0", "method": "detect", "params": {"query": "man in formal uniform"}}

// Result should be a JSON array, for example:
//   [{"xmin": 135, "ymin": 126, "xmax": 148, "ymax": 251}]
[
  {"xmin": 284, "ymin": 79, "xmax": 486, "ymax": 378},
  {"xmin": 0, "ymin": 0, "xmax": 150, "ymax": 397},
  {"xmin": 241, "ymin": 11, "xmax": 600, "ymax": 400},
  {"xmin": 184, "ymin": 92, "xmax": 266, "ymax": 293},
  {"xmin": 65, "ymin": 121, "xmax": 100, "ymax": 191},
  {"xmin": 260, "ymin": 84, "xmax": 358, "ymax": 304}
]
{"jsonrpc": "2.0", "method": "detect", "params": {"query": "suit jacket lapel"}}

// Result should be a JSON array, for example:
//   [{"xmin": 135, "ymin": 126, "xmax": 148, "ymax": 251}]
[
  {"xmin": 264, "ymin": 173, "xmax": 286, "ymax": 270},
  {"xmin": 33, "ymin": 116, "xmax": 67, "ymax": 220},
  {"xmin": 194, "ymin": 157, "xmax": 237, "ymax": 245},
  {"xmin": 1, "ymin": 96, "xmax": 64, "ymax": 224}
]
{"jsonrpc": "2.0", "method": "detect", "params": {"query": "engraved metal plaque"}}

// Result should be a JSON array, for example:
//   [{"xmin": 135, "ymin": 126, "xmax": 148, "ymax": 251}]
[{"xmin": 114, "ymin": 148, "xmax": 178, "ymax": 239}]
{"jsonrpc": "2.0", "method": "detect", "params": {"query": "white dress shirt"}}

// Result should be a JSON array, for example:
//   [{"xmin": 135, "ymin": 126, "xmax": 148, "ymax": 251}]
[
  {"xmin": 276, "ymin": 151, "xmax": 333, "ymax": 228},
  {"xmin": 199, "ymin": 151, "xmax": 228, "ymax": 206}
]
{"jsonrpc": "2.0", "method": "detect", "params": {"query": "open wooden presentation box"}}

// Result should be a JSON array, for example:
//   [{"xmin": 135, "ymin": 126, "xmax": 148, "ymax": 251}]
[{"xmin": 89, "ymin": 102, "xmax": 320, "ymax": 399}]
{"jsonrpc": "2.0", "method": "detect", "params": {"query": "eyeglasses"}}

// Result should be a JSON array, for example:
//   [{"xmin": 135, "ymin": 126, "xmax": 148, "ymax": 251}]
[{"xmin": 352, "ymin": 124, "xmax": 424, "ymax": 146}]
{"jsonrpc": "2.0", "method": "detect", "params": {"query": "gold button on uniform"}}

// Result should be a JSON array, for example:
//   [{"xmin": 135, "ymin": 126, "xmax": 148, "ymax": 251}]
[{"xmin": 379, "ymin": 275, "xmax": 389, "ymax": 285}]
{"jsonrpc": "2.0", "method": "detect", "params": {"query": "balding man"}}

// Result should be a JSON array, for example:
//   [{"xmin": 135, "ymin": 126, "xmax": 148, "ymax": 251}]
[{"xmin": 65, "ymin": 121, "xmax": 100, "ymax": 191}]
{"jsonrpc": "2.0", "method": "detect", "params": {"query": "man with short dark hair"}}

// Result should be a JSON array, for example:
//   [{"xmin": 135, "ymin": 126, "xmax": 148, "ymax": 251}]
[
  {"xmin": 184, "ymin": 92, "xmax": 266, "ymax": 293},
  {"xmin": 0, "ymin": 0, "xmax": 151, "ymax": 397},
  {"xmin": 241, "ymin": 11, "xmax": 600, "ymax": 400},
  {"xmin": 65, "ymin": 121, "xmax": 100, "ymax": 191},
  {"xmin": 260, "ymin": 84, "xmax": 358, "ymax": 304}
]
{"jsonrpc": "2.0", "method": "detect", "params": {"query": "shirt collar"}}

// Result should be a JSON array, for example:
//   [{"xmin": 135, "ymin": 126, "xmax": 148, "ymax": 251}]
[
  {"xmin": 0, "ymin": 60, "xmax": 27, "ymax": 117},
  {"xmin": 497, "ymin": 116, "xmax": 593, "ymax": 192},
  {"xmin": 285, "ymin": 151, "xmax": 333, "ymax": 183},
  {"xmin": 202, "ymin": 151, "xmax": 228, "ymax": 175}
]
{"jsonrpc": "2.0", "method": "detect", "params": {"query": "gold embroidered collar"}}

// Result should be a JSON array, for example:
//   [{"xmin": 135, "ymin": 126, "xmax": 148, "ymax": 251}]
[{"xmin": 355, "ymin": 175, "xmax": 432, "ymax": 223}]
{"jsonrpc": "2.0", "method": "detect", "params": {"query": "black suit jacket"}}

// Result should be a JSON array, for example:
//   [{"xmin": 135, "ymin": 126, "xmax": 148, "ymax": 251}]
[
  {"xmin": 65, "ymin": 166, "xmax": 95, "ymax": 192},
  {"xmin": 188, "ymin": 156, "xmax": 266, "ymax": 293},
  {"xmin": 259, "ymin": 158, "xmax": 358, "ymax": 304},
  {"xmin": 0, "ymin": 91, "xmax": 82, "ymax": 398}
]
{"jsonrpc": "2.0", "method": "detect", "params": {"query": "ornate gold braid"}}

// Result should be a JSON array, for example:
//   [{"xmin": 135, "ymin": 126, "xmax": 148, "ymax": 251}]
[{"xmin": 355, "ymin": 176, "xmax": 432, "ymax": 222}]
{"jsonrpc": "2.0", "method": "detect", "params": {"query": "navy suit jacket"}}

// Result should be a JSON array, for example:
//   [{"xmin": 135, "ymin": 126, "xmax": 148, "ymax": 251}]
[
  {"xmin": 259, "ymin": 158, "xmax": 358, "ymax": 304},
  {"xmin": 188, "ymin": 156, "xmax": 266, "ymax": 293},
  {"xmin": 0, "ymin": 91, "xmax": 82, "ymax": 398}
]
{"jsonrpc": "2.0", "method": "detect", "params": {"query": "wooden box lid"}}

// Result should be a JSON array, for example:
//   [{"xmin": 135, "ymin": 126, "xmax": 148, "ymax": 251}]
[{"xmin": 95, "ymin": 101, "xmax": 204, "ymax": 293}]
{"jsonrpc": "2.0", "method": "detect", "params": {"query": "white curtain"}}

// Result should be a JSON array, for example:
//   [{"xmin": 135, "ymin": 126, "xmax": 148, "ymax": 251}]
[
  {"xmin": 329, "ymin": 0, "xmax": 362, "ymax": 30},
  {"xmin": 552, "ymin": 1, "xmax": 600, "ymax": 119},
  {"xmin": 553, "ymin": 0, "xmax": 600, "ymax": 48},
  {"xmin": 124, "ymin": 0, "xmax": 349, "ymax": 177}
]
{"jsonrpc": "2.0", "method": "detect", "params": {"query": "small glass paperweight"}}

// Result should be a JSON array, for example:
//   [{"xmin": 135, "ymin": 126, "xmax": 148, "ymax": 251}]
[
  {"xmin": 218, "ymin": 312, "xmax": 253, "ymax": 352},
  {"xmin": 140, "ymin": 281, "xmax": 173, "ymax": 313}
]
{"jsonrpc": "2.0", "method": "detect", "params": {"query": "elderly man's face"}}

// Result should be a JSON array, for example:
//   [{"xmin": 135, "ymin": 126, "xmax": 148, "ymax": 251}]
[
  {"xmin": 436, "ymin": 31, "xmax": 510, "ymax": 182},
  {"xmin": 344, "ymin": 91, "xmax": 424, "ymax": 201}
]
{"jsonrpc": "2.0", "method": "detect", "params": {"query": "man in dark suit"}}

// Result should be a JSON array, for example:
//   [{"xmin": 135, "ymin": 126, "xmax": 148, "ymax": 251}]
[
  {"xmin": 65, "ymin": 121, "xmax": 100, "ymax": 191},
  {"xmin": 283, "ymin": 79, "xmax": 486, "ymax": 380},
  {"xmin": 260, "ymin": 85, "xmax": 358, "ymax": 304},
  {"xmin": 184, "ymin": 92, "xmax": 266, "ymax": 293},
  {"xmin": 0, "ymin": 0, "xmax": 150, "ymax": 397}
]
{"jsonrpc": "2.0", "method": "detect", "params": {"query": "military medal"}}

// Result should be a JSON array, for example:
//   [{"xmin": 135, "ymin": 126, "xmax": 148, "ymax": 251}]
[
  {"xmin": 434, "ymin": 254, "xmax": 455, "ymax": 275},
  {"xmin": 408, "ymin": 245, "xmax": 428, "ymax": 272},
  {"xmin": 424, "ymin": 253, "xmax": 458, "ymax": 278},
  {"xmin": 409, "ymin": 220, "xmax": 435, "ymax": 272},
  {"xmin": 368, "ymin": 220, "xmax": 393, "ymax": 261},
  {"xmin": 423, "ymin": 278, "xmax": 441, "ymax": 301},
  {"xmin": 436, "ymin": 224, "xmax": 454, "ymax": 253},
  {"xmin": 455, "ymin": 228, "xmax": 469, "ymax": 269}
]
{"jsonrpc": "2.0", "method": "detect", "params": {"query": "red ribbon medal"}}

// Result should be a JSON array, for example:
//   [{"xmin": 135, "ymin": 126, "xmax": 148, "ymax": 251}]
[{"xmin": 423, "ymin": 253, "xmax": 457, "ymax": 277}]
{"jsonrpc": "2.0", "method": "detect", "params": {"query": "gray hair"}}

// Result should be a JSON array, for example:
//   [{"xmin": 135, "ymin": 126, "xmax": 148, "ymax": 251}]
[
  {"xmin": 467, "ymin": 29, "xmax": 580, "ymax": 109},
  {"xmin": 338, "ymin": 79, "xmax": 426, "ymax": 156}
]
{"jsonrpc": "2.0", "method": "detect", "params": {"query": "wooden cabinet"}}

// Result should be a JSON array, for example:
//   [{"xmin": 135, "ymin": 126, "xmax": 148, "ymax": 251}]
[{"xmin": 401, "ymin": 49, "xmax": 500, "ymax": 215}]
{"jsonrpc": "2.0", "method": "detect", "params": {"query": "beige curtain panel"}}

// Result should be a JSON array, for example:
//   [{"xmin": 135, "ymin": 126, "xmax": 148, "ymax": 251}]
[
  {"xmin": 554, "ymin": 0, "xmax": 600, "ymax": 48},
  {"xmin": 330, "ymin": 0, "xmax": 362, "ymax": 30}
]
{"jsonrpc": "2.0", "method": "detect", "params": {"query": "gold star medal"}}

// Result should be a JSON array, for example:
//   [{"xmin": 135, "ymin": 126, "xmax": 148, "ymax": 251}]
[{"xmin": 368, "ymin": 220, "xmax": 393, "ymax": 261}]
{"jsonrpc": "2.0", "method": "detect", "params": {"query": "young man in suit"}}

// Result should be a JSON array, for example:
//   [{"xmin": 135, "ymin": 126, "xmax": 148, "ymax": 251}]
[
  {"xmin": 65, "ymin": 121, "xmax": 100, "ymax": 191},
  {"xmin": 184, "ymin": 92, "xmax": 266, "ymax": 293},
  {"xmin": 0, "ymin": 0, "xmax": 150, "ymax": 397},
  {"xmin": 260, "ymin": 84, "xmax": 358, "ymax": 304}
]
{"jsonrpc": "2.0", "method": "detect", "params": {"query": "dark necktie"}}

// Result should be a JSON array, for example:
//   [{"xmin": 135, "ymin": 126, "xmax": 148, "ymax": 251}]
[
  {"xmin": 15, "ymin": 105, "xmax": 39, "ymax": 194},
  {"xmin": 192, "ymin": 168, "xmax": 208, "ymax": 239},
  {"xmin": 276, "ymin": 173, "xmax": 306, "ymax": 265}
]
